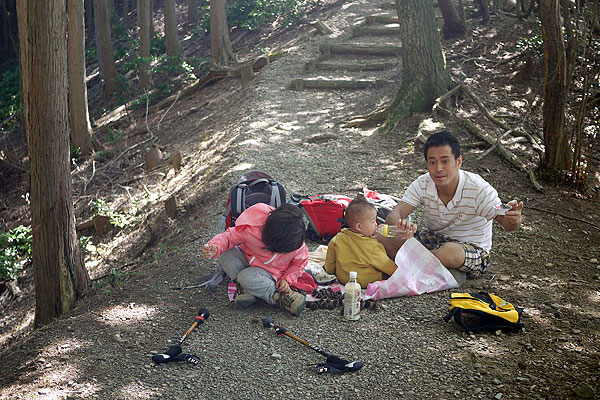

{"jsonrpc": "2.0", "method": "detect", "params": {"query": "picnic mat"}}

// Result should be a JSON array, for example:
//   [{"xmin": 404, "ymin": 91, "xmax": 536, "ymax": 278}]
[{"xmin": 306, "ymin": 238, "xmax": 459, "ymax": 301}]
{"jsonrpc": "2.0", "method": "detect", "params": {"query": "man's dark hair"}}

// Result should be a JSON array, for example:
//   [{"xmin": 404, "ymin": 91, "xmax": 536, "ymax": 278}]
[
  {"xmin": 423, "ymin": 130, "xmax": 461, "ymax": 161},
  {"xmin": 262, "ymin": 204, "xmax": 306, "ymax": 253}
]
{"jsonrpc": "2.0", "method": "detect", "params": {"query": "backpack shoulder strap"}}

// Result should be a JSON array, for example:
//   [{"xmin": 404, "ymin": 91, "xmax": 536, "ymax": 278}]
[{"xmin": 269, "ymin": 181, "xmax": 285, "ymax": 207}]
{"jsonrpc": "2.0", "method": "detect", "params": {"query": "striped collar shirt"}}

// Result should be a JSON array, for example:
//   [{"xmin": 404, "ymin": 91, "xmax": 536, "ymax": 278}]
[{"xmin": 401, "ymin": 170, "xmax": 501, "ymax": 252}]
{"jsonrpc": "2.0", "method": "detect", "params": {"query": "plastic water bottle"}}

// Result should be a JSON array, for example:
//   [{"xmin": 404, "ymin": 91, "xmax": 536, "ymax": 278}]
[
  {"xmin": 376, "ymin": 224, "xmax": 406, "ymax": 237},
  {"xmin": 376, "ymin": 215, "xmax": 415, "ymax": 237},
  {"xmin": 343, "ymin": 271, "xmax": 361, "ymax": 321}
]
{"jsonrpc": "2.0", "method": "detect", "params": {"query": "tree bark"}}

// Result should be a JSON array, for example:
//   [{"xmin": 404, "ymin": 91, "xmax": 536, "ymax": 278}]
[
  {"xmin": 477, "ymin": 0, "xmax": 490, "ymax": 24},
  {"xmin": 85, "ymin": 0, "xmax": 93, "ymax": 36},
  {"xmin": 68, "ymin": 0, "xmax": 94, "ymax": 156},
  {"xmin": 138, "ymin": 0, "xmax": 153, "ymax": 91},
  {"xmin": 16, "ymin": 0, "xmax": 91, "ymax": 328},
  {"xmin": 188, "ymin": 0, "xmax": 199, "ymax": 25},
  {"xmin": 385, "ymin": 0, "xmax": 452, "ymax": 127},
  {"xmin": 438, "ymin": 0, "xmax": 466, "ymax": 39},
  {"xmin": 210, "ymin": 0, "xmax": 233, "ymax": 66},
  {"xmin": 164, "ymin": 0, "xmax": 181, "ymax": 57},
  {"xmin": 539, "ymin": 0, "xmax": 571, "ymax": 172},
  {"xmin": 123, "ymin": 0, "xmax": 130, "ymax": 22},
  {"xmin": 94, "ymin": 0, "xmax": 118, "ymax": 98}
]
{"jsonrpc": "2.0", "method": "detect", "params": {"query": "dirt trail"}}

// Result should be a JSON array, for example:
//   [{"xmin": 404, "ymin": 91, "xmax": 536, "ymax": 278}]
[{"xmin": 1, "ymin": 1, "xmax": 599, "ymax": 399}]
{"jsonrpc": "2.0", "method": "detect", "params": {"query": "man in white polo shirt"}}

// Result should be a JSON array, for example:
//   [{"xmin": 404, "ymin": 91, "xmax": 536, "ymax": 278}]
[{"xmin": 381, "ymin": 130, "xmax": 523, "ymax": 278}]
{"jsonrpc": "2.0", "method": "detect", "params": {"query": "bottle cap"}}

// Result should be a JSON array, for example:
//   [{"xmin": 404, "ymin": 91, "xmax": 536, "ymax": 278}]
[{"xmin": 349, "ymin": 271, "xmax": 357, "ymax": 279}]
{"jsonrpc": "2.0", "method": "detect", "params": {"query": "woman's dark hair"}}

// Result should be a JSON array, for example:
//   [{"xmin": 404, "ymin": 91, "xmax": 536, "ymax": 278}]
[
  {"xmin": 423, "ymin": 130, "xmax": 461, "ymax": 161},
  {"xmin": 262, "ymin": 204, "xmax": 306, "ymax": 253}
]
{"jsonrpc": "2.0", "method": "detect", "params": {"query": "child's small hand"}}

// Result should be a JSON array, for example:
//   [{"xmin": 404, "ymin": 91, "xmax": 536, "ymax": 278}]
[
  {"xmin": 276, "ymin": 279, "xmax": 291, "ymax": 293},
  {"xmin": 202, "ymin": 243, "xmax": 218, "ymax": 259},
  {"xmin": 396, "ymin": 219, "xmax": 417, "ymax": 239}
]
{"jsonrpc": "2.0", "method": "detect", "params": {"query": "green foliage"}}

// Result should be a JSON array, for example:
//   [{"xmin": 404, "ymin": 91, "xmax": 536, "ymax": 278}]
[
  {"xmin": 86, "ymin": 46, "xmax": 97, "ymax": 63},
  {"xmin": 227, "ymin": 0, "xmax": 321, "ymax": 31},
  {"xmin": 0, "ymin": 226, "xmax": 32, "ymax": 282},
  {"xmin": 90, "ymin": 198, "xmax": 135, "ymax": 229},
  {"xmin": 106, "ymin": 268, "xmax": 125, "ymax": 287},
  {"xmin": 151, "ymin": 32, "xmax": 166, "ymax": 56},
  {"xmin": 0, "ymin": 64, "xmax": 22, "ymax": 124},
  {"xmin": 78, "ymin": 235, "xmax": 93, "ymax": 254},
  {"xmin": 516, "ymin": 34, "xmax": 543, "ymax": 57},
  {"xmin": 70, "ymin": 145, "xmax": 81, "ymax": 164},
  {"xmin": 106, "ymin": 128, "xmax": 123, "ymax": 144},
  {"xmin": 190, "ymin": 0, "xmax": 321, "ymax": 35}
]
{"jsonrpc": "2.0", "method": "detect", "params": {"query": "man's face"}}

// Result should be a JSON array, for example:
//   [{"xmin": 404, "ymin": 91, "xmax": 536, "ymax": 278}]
[{"xmin": 426, "ymin": 145, "xmax": 462, "ymax": 189}]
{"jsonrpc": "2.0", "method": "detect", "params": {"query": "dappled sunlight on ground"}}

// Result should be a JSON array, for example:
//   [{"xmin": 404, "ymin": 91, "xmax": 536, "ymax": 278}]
[
  {"xmin": 118, "ymin": 383, "xmax": 158, "ymax": 399},
  {"xmin": 95, "ymin": 303, "xmax": 158, "ymax": 327},
  {"xmin": 0, "ymin": 310, "xmax": 33, "ymax": 349}
]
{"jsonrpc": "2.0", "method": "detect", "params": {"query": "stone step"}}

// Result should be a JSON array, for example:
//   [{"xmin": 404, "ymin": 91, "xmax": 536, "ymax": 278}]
[
  {"xmin": 365, "ymin": 15, "xmax": 399, "ymax": 24},
  {"xmin": 291, "ymin": 78, "xmax": 394, "ymax": 90},
  {"xmin": 304, "ymin": 60, "xmax": 397, "ymax": 72},
  {"xmin": 319, "ymin": 43, "xmax": 402, "ymax": 58},
  {"xmin": 352, "ymin": 26, "xmax": 401, "ymax": 38}
]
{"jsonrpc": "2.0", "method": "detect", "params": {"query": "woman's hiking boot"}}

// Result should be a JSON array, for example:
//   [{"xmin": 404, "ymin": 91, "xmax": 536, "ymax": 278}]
[
  {"xmin": 234, "ymin": 293, "xmax": 257, "ymax": 309},
  {"xmin": 273, "ymin": 290, "xmax": 305, "ymax": 316}
]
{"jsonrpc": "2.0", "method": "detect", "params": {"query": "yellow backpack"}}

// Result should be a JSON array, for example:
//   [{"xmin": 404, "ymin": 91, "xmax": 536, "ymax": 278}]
[{"xmin": 443, "ymin": 292, "xmax": 524, "ymax": 332}]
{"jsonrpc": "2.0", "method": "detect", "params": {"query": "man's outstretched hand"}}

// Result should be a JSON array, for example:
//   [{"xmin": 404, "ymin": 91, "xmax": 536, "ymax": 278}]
[
  {"xmin": 497, "ymin": 200, "xmax": 523, "ymax": 231},
  {"xmin": 395, "ymin": 218, "xmax": 418, "ymax": 239}
]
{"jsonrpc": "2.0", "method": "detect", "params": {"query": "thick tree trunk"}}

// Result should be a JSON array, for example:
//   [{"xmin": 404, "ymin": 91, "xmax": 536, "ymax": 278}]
[
  {"xmin": 539, "ymin": 0, "xmax": 571, "ymax": 172},
  {"xmin": 68, "ymin": 0, "xmax": 93, "ymax": 156},
  {"xmin": 94, "ymin": 0, "xmax": 118, "ymax": 98},
  {"xmin": 164, "ymin": 0, "xmax": 181, "ymax": 57},
  {"xmin": 188, "ymin": 0, "xmax": 199, "ymax": 25},
  {"xmin": 16, "ymin": 0, "xmax": 90, "ymax": 328},
  {"xmin": 386, "ymin": 0, "xmax": 452, "ymax": 127},
  {"xmin": 210, "ymin": 0, "xmax": 233, "ymax": 66},
  {"xmin": 438, "ymin": 0, "xmax": 466, "ymax": 39},
  {"xmin": 123, "ymin": 0, "xmax": 130, "ymax": 22},
  {"xmin": 138, "ymin": 0, "xmax": 153, "ymax": 91}
]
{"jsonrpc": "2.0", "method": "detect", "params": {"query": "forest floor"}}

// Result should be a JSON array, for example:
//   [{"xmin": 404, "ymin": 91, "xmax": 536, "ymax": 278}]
[{"xmin": 0, "ymin": 0, "xmax": 599, "ymax": 399}]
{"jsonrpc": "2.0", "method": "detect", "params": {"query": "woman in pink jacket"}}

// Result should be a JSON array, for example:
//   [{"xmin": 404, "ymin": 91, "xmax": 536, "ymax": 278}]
[{"xmin": 202, "ymin": 203, "xmax": 309, "ymax": 316}]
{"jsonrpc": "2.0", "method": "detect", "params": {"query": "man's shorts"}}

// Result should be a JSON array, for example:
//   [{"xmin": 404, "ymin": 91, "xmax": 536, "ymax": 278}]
[{"xmin": 413, "ymin": 229, "xmax": 490, "ymax": 276}]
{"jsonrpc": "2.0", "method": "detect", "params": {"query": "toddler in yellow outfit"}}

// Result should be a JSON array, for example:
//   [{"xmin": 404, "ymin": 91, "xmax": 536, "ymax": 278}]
[{"xmin": 325, "ymin": 196, "xmax": 397, "ymax": 288}]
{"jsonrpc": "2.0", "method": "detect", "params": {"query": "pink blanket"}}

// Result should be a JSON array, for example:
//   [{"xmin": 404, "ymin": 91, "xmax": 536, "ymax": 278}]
[{"xmin": 365, "ymin": 237, "xmax": 458, "ymax": 299}]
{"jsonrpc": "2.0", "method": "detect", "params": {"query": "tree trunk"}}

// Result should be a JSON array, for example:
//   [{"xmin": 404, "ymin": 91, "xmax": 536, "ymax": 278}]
[
  {"xmin": 385, "ymin": 0, "xmax": 452, "ymax": 127},
  {"xmin": 476, "ymin": 0, "xmax": 490, "ymax": 24},
  {"xmin": 164, "ymin": 0, "xmax": 181, "ymax": 57},
  {"xmin": 68, "ymin": 0, "xmax": 93, "ymax": 156},
  {"xmin": 148, "ymin": 0, "xmax": 154, "ymax": 38},
  {"xmin": 438, "ymin": 0, "xmax": 466, "ymax": 39},
  {"xmin": 188, "ymin": 0, "xmax": 199, "ymax": 25},
  {"xmin": 123, "ymin": 0, "xmax": 130, "ymax": 22},
  {"xmin": 16, "ymin": 0, "xmax": 91, "ymax": 328},
  {"xmin": 85, "ymin": 0, "xmax": 93, "ymax": 36},
  {"xmin": 138, "ymin": 0, "xmax": 153, "ymax": 91},
  {"xmin": 539, "ymin": 0, "xmax": 571, "ymax": 173},
  {"xmin": 210, "ymin": 0, "xmax": 233, "ymax": 66},
  {"xmin": 94, "ymin": 0, "xmax": 118, "ymax": 98}
]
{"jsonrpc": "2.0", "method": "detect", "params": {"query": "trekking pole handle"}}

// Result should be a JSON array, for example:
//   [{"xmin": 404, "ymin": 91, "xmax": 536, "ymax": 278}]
[{"xmin": 178, "ymin": 308, "xmax": 210, "ymax": 344}]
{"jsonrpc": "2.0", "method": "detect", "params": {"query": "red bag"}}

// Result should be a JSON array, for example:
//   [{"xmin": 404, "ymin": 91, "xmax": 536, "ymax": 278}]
[{"xmin": 290, "ymin": 194, "xmax": 352, "ymax": 244}]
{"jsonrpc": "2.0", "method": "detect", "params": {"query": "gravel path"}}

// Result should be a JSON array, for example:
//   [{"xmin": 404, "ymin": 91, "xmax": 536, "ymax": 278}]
[{"xmin": 1, "ymin": 1, "xmax": 598, "ymax": 399}]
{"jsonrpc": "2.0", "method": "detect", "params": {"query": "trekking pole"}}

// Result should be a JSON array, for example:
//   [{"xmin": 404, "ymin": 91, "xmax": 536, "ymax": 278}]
[
  {"xmin": 260, "ymin": 316, "xmax": 364, "ymax": 374},
  {"xmin": 152, "ymin": 308, "xmax": 210, "ymax": 365}
]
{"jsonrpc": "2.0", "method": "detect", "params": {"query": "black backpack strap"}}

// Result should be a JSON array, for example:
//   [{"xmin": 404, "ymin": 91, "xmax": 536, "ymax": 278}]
[{"xmin": 443, "ymin": 307, "xmax": 459, "ymax": 323}]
